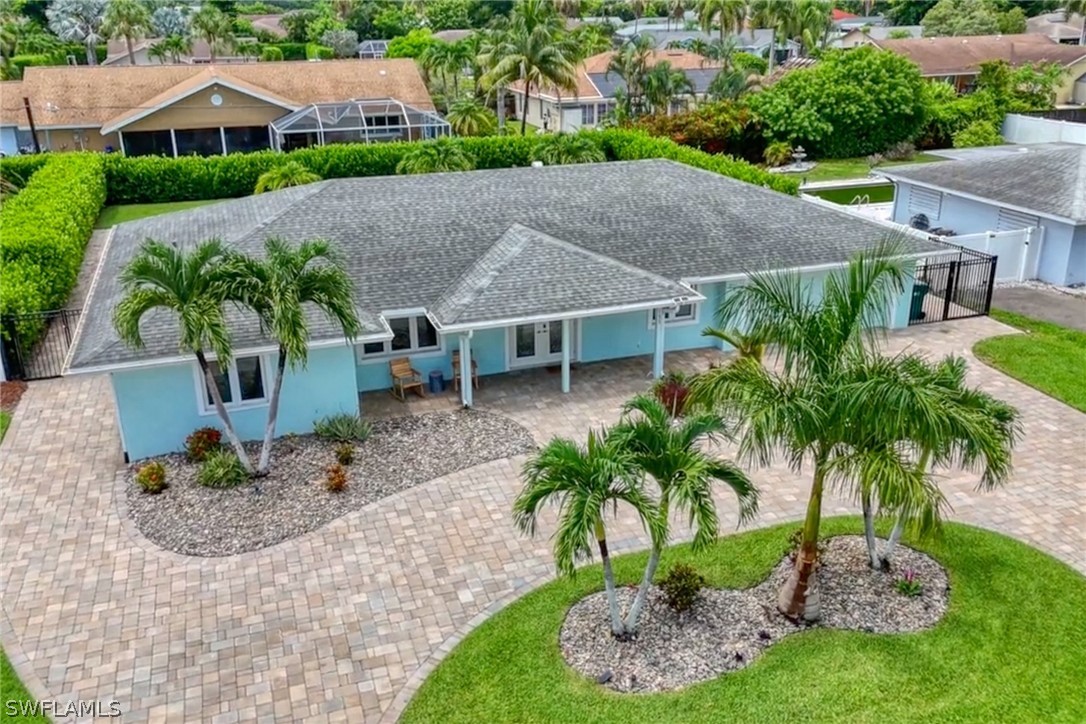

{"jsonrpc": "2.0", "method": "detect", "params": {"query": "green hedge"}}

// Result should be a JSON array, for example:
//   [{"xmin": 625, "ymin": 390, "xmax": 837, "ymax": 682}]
[
  {"xmin": 104, "ymin": 131, "xmax": 794, "ymax": 204},
  {"xmin": 0, "ymin": 154, "xmax": 106, "ymax": 342},
  {"xmin": 269, "ymin": 42, "xmax": 308, "ymax": 60},
  {"xmin": 0, "ymin": 155, "xmax": 51, "ymax": 187},
  {"xmin": 305, "ymin": 43, "xmax": 334, "ymax": 60}
]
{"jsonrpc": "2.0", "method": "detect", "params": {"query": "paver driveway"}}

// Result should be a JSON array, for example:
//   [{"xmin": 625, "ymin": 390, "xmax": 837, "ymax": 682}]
[{"xmin": 1, "ymin": 317, "xmax": 1083, "ymax": 723}]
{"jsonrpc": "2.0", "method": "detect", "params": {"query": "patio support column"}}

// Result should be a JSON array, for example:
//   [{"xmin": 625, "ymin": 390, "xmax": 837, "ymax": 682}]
[
  {"xmin": 560, "ymin": 319, "xmax": 571, "ymax": 393},
  {"xmin": 459, "ymin": 333, "xmax": 473, "ymax": 408},
  {"xmin": 652, "ymin": 309, "xmax": 667, "ymax": 379}
]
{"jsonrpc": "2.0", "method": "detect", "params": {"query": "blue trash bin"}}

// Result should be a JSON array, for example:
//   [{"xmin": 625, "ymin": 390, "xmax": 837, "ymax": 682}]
[{"xmin": 429, "ymin": 370, "xmax": 445, "ymax": 394}]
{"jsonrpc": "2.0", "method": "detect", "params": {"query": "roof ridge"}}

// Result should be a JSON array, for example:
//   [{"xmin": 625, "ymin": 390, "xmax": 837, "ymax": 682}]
[
  {"xmin": 232, "ymin": 182, "xmax": 331, "ymax": 243},
  {"xmin": 429, "ymin": 224, "xmax": 535, "ymax": 324}
]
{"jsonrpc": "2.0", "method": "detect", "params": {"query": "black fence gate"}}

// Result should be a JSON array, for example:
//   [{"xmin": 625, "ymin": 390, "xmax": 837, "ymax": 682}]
[
  {"xmin": 0, "ymin": 309, "xmax": 82, "ymax": 381},
  {"xmin": 908, "ymin": 246, "xmax": 997, "ymax": 326}
]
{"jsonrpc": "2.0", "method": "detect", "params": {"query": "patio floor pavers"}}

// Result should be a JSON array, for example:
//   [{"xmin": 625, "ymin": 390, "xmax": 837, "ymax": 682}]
[{"xmin": 1, "ymin": 316, "xmax": 1083, "ymax": 722}]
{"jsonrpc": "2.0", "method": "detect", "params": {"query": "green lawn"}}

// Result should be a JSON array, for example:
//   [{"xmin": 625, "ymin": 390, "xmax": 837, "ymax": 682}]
[
  {"xmin": 402, "ymin": 519, "xmax": 1086, "ymax": 724},
  {"xmin": 802, "ymin": 153, "xmax": 944, "ymax": 183},
  {"xmin": 95, "ymin": 199, "xmax": 221, "ymax": 228},
  {"xmin": 1, "ymin": 647, "xmax": 49, "ymax": 723},
  {"xmin": 974, "ymin": 310, "xmax": 1086, "ymax": 412},
  {"xmin": 0, "ymin": 410, "xmax": 9, "ymax": 442},
  {"xmin": 808, "ymin": 183, "xmax": 894, "ymax": 205}
]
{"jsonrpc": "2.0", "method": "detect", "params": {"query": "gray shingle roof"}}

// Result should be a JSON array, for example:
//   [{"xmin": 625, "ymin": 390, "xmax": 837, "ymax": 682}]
[
  {"xmin": 879, "ymin": 144, "xmax": 1086, "ymax": 223},
  {"xmin": 70, "ymin": 159, "xmax": 942, "ymax": 371},
  {"xmin": 430, "ymin": 224, "xmax": 698, "ymax": 327}
]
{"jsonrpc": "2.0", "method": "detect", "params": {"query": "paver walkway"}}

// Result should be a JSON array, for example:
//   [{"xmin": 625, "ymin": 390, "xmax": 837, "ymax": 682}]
[{"xmin": 1, "ymin": 317, "xmax": 1083, "ymax": 723}]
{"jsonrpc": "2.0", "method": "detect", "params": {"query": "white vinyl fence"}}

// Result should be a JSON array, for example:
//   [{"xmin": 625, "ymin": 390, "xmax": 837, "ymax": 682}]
[{"xmin": 1002, "ymin": 114, "xmax": 1086, "ymax": 146}]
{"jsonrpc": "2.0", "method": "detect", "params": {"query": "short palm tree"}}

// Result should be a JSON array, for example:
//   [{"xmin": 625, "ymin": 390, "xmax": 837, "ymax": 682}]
[
  {"xmin": 112, "ymin": 239, "xmax": 254, "ymax": 473},
  {"xmin": 606, "ymin": 34, "xmax": 656, "ymax": 117},
  {"xmin": 514, "ymin": 428, "xmax": 664, "ymax": 638},
  {"xmin": 395, "ymin": 139, "xmax": 476, "ymax": 174},
  {"xmin": 190, "ymin": 5, "xmax": 234, "ymax": 63},
  {"xmin": 446, "ymin": 97, "xmax": 498, "ymax": 137},
  {"xmin": 254, "ymin": 162, "xmax": 322, "ymax": 193},
  {"xmin": 222, "ymin": 238, "xmax": 362, "ymax": 475},
  {"xmin": 611, "ymin": 395, "xmax": 757, "ymax": 631},
  {"xmin": 700, "ymin": 326, "xmax": 766, "ymax": 361},
  {"xmin": 696, "ymin": 0, "xmax": 748, "ymax": 44},
  {"xmin": 792, "ymin": 0, "xmax": 832, "ymax": 56},
  {"xmin": 642, "ymin": 60, "xmax": 695, "ymax": 114},
  {"xmin": 530, "ymin": 133, "xmax": 605, "ymax": 165},
  {"xmin": 102, "ymin": 0, "xmax": 151, "ymax": 66}
]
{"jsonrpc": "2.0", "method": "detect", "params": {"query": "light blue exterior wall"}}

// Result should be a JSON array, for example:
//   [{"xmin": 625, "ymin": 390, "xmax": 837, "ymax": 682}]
[
  {"xmin": 112, "ymin": 345, "xmax": 359, "ymax": 460},
  {"xmin": 1070, "ymin": 226, "xmax": 1086, "ymax": 287},
  {"xmin": 355, "ymin": 326, "xmax": 508, "ymax": 393},
  {"xmin": 0, "ymin": 127, "xmax": 18, "ymax": 156}
]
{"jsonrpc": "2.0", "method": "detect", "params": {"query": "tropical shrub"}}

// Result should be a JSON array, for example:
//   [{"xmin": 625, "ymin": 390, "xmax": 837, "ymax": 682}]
[
  {"xmin": 895, "ymin": 569, "xmax": 923, "ymax": 597},
  {"xmin": 632, "ymin": 101, "xmax": 765, "ymax": 161},
  {"xmin": 334, "ymin": 443, "xmax": 354, "ymax": 466},
  {"xmin": 254, "ymin": 162, "xmax": 322, "ymax": 193},
  {"xmin": 953, "ymin": 120, "xmax": 1003, "ymax": 149},
  {"xmin": 385, "ymin": 28, "xmax": 435, "ymax": 59},
  {"xmin": 259, "ymin": 46, "xmax": 284, "ymax": 61},
  {"xmin": 185, "ymin": 426, "xmax": 223, "ymax": 461},
  {"xmin": 313, "ymin": 413, "xmax": 372, "ymax": 443},
  {"xmin": 269, "ymin": 42, "xmax": 307, "ymax": 60},
  {"xmin": 652, "ymin": 371, "xmax": 691, "ymax": 417},
  {"xmin": 396, "ymin": 138, "xmax": 476, "ymax": 174},
  {"xmin": 763, "ymin": 141, "xmax": 792, "ymax": 167},
  {"xmin": 305, "ymin": 43, "xmax": 334, "ymax": 60},
  {"xmin": 658, "ymin": 563, "xmax": 706, "ymax": 613},
  {"xmin": 197, "ymin": 450, "xmax": 249, "ymax": 488},
  {"xmin": 134, "ymin": 461, "xmax": 168, "ymax": 494},
  {"xmin": 882, "ymin": 141, "xmax": 915, "ymax": 161},
  {"xmin": 325, "ymin": 463, "xmax": 349, "ymax": 492},
  {"xmin": 530, "ymin": 133, "xmax": 606, "ymax": 165}
]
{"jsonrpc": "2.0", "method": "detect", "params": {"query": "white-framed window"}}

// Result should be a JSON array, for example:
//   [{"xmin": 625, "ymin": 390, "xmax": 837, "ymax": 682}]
[
  {"xmin": 648, "ymin": 287, "xmax": 700, "ymax": 328},
  {"xmin": 195, "ymin": 354, "xmax": 268, "ymax": 414},
  {"xmin": 358, "ymin": 314, "xmax": 441, "ymax": 358},
  {"xmin": 581, "ymin": 104, "xmax": 596, "ymax": 126}
]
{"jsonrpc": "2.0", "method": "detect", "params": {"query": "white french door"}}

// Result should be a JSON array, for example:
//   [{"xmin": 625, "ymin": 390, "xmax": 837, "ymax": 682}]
[{"xmin": 509, "ymin": 320, "xmax": 574, "ymax": 368}]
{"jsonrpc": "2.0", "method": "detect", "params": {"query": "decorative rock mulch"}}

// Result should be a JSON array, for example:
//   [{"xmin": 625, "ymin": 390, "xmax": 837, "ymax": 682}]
[
  {"xmin": 124, "ymin": 409, "xmax": 536, "ymax": 557},
  {"xmin": 560, "ymin": 536, "xmax": 949, "ymax": 693}
]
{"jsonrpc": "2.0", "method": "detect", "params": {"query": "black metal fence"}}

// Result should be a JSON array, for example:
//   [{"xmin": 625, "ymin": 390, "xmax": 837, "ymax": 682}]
[
  {"xmin": 0, "ymin": 309, "xmax": 82, "ymax": 381},
  {"xmin": 908, "ymin": 246, "xmax": 997, "ymax": 326}
]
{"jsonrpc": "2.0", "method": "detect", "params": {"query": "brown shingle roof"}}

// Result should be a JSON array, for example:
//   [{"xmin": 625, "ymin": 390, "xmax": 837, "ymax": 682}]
[
  {"xmin": 17, "ymin": 60, "xmax": 434, "ymax": 129},
  {"xmin": 873, "ymin": 34, "xmax": 1086, "ymax": 76},
  {"xmin": 0, "ymin": 81, "xmax": 24, "ymax": 126},
  {"xmin": 514, "ymin": 49, "xmax": 719, "ymax": 100}
]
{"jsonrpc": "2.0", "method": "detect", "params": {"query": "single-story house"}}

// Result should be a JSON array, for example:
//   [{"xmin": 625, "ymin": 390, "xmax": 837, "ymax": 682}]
[
  {"xmin": 831, "ymin": 25, "xmax": 922, "ymax": 48},
  {"xmin": 1026, "ymin": 10, "xmax": 1085, "ymax": 45},
  {"xmin": 102, "ymin": 38, "xmax": 260, "ymax": 66},
  {"xmin": 509, "ymin": 49, "xmax": 721, "ymax": 131},
  {"xmin": 614, "ymin": 21, "xmax": 799, "ymax": 62},
  {"xmin": 0, "ymin": 60, "xmax": 439, "ymax": 156},
  {"xmin": 879, "ymin": 144, "xmax": 1085, "ymax": 286},
  {"xmin": 65, "ymin": 159, "xmax": 943, "ymax": 461},
  {"xmin": 870, "ymin": 34, "xmax": 1086, "ymax": 103}
]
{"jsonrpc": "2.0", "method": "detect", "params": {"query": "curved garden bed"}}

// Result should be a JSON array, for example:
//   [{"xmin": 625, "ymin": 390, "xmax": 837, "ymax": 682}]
[
  {"xmin": 402, "ymin": 519, "xmax": 1086, "ymax": 723},
  {"xmin": 124, "ymin": 409, "xmax": 536, "ymax": 556}
]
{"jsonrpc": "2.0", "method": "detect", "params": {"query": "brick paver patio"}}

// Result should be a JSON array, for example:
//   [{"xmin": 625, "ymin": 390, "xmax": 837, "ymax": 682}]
[{"xmin": 1, "ymin": 317, "xmax": 1082, "ymax": 722}]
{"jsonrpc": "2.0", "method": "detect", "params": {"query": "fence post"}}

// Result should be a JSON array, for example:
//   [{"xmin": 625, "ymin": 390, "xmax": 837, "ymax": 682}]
[
  {"xmin": 942, "ymin": 261, "xmax": 958, "ymax": 322},
  {"xmin": 984, "ymin": 256, "xmax": 998, "ymax": 315},
  {"xmin": 1017, "ymin": 228, "xmax": 1032, "ymax": 282},
  {"xmin": 0, "ymin": 316, "xmax": 24, "ymax": 382}
]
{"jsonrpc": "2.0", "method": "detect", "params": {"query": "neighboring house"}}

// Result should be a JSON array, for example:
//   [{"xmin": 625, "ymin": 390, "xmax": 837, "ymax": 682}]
[
  {"xmin": 66, "ymin": 160, "xmax": 942, "ymax": 460},
  {"xmin": 879, "ymin": 144, "xmax": 1086, "ymax": 286},
  {"xmin": 509, "ymin": 49, "xmax": 721, "ymax": 131},
  {"xmin": 872, "ymin": 34, "xmax": 1086, "ymax": 103},
  {"xmin": 0, "ymin": 83, "xmax": 24, "ymax": 154},
  {"xmin": 614, "ymin": 21, "xmax": 800, "ymax": 62},
  {"xmin": 0, "ymin": 60, "xmax": 438, "ymax": 156},
  {"xmin": 835, "ymin": 15, "xmax": 891, "ymax": 31},
  {"xmin": 831, "ymin": 25, "xmax": 922, "ymax": 48},
  {"xmin": 102, "ymin": 38, "xmax": 260, "ymax": 66},
  {"xmin": 1026, "ymin": 10, "xmax": 1085, "ymax": 45}
]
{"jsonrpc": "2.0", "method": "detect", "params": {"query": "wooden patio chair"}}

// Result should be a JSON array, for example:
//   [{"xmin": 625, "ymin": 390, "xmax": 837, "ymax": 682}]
[
  {"xmin": 452, "ymin": 350, "xmax": 479, "ymax": 392},
  {"xmin": 389, "ymin": 357, "xmax": 425, "ymax": 400}
]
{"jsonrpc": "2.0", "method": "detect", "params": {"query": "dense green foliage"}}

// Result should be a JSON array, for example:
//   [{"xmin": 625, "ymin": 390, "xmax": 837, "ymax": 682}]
[
  {"xmin": 0, "ymin": 154, "xmax": 105, "ymax": 342},
  {"xmin": 633, "ymin": 100, "xmax": 766, "ymax": 162},
  {"xmin": 386, "ymin": 28, "xmax": 435, "ymax": 58},
  {"xmin": 0, "ymin": 155, "xmax": 50, "ymax": 187},
  {"xmin": 920, "ymin": 0, "xmax": 1026, "ymax": 37},
  {"xmin": 750, "ymin": 47, "xmax": 927, "ymax": 158},
  {"xmin": 402, "ymin": 520, "xmax": 1086, "ymax": 723},
  {"xmin": 952, "ymin": 119, "xmax": 1004, "ymax": 148}
]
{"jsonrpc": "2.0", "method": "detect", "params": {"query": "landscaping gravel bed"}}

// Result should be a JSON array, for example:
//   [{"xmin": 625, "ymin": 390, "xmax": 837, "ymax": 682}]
[
  {"xmin": 124, "ymin": 409, "xmax": 536, "ymax": 557},
  {"xmin": 560, "ymin": 535, "xmax": 949, "ymax": 693}
]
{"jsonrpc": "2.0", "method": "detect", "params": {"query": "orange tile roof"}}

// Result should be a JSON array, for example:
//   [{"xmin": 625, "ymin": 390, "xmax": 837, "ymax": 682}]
[
  {"xmin": 873, "ymin": 34, "xmax": 1086, "ymax": 75},
  {"xmin": 513, "ymin": 49, "xmax": 719, "ymax": 100}
]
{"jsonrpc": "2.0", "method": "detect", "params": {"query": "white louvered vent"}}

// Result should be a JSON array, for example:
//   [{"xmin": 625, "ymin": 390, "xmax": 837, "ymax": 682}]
[
  {"xmin": 996, "ymin": 208, "xmax": 1039, "ymax": 231},
  {"xmin": 907, "ymin": 187, "xmax": 943, "ymax": 217}
]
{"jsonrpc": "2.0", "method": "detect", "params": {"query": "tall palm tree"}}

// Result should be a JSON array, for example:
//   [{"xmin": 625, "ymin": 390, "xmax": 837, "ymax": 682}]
[
  {"xmin": 749, "ymin": 0, "xmax": 790, "ymax": 73},
  {"xmin": 642, "ymin": 60, "xmax": 696, "ymax": 114},
  {"xmin": 254, "ymin": 162, "xmax": 322, "ymax": 193},
  {"xmin": 46, "ymin": 0, "xmax": 106, "ymax": 66},
  {"xmin": 103, "ymin": 0, "xmax": 152, "ymax": 66},
  {"xmin": 112, "ymin": 239, "xmax": 255, "ymax": 473},
  {"xmin": 606, "ymin": 34, "xmax": 656, "ymax": 118},
  {"xmin": 530, "ymin": 132, "xmax": 605, "ymax": 164},
  {"xmin": 667, "ymin": 0, "xmax": 687, "ymax": 31},
  {"xmin": 552, "ymin": 0, "xmax": 580, "ymax": 19},
  {"xmin": 395, "ymin": 138, "xmax": 477, "ymax": 174},
  {"xmin": 191, "ymin": 5, "xmax": 234, "ymax": 63},
  {"xmin": 446, "ymin": 97, "xmax": 498, "ymax": 136},
  {"xmin": 514, "ymin": 428, "xmax": 664, "ymax": 638},
  {"xmin": 792, "ymin": 0, "xmax": 832, "ymax": 57},
  {"xmin": 696, "ymin": 0, "xmax": 747, "ymax": 45},
  {"xmin": 611, "ymin": 395, "xmax": 757, "ymax": 631},
  {"xmin": 222, "ymin": 238, "xmax": 362, "ymax": 475},
  {"xmin": 630, "ymin": 0, "xmax": 646, "ymax": 33}
]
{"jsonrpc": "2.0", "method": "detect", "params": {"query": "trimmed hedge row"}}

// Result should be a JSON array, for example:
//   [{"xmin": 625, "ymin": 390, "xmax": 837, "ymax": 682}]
[
  {"xmin": 0, "ymin": 155, "xmax": 51, "ymax": 187},
  {"xmin": 0, "ymin": 154, "xmax": 106, "ymax": 342},
  {"xmin": 103, "ymin": 131, "xmax": 794, "ymax": 204}
]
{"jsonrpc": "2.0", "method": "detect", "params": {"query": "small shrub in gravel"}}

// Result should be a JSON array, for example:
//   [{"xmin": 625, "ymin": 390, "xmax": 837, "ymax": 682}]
[
  {"xmin": 334, "ymin": 443, "xmax": 354, "ymax": 466},
  {"xmin": 658, "ymin": 563, "xmax": 706, "ymax": 613},
  {"xmin": 185, "ymin": 427, "xmax": 222, "ymax": 462},
  {"xmin": 325, "ymin": 463, "xmax": 348, "ymax": 492},
  {"xmin": 314, "ymin": 413, "xmax": 371, "ymax": 443},
  {"xmin": 197, "ymin": 450, "xmax": 248, "ymax": 489},
  {"xmin": 895, "ymin": 569, "xmax": 923, "ymax": 597},
  {"xmin": 652, "ymin": 371, "xmax": 690, "ymax": 417},
  {"xmin": 135, "ymin": 461, "xmax": 167, "ymax": 494}
]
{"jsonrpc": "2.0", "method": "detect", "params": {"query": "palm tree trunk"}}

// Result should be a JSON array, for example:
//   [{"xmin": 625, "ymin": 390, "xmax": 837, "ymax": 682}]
[
  {"xmin": 256, "ymin": 347, "xmax": 288, "ymax": 476},
  {"xmin": 879, "ymin": 513, "xmax": 907, "ymax": 566},
  {"xmin": 85, "ymin": 39, "xmax": 97, "ymax": 66},
  {"xmin": 126, "ymin": 36, "xmax": 137, "ymax": 66},
  {"xmin": 596, "ymin": 520, "xmax": 626, "ymax": 638},
  {"xmin": 778, "ymin": 460, "xmax": 826, "ymax": 621},
  {"xmin": 195, "ymin": 350, "xmax": 255, "ymax": 473},
  {"xmin": 497, "ymin": 85, "xmax": 506, "ymax": 131},
  {"xmin": 862, "ymin": 492, "xmax": 880, "ymax": 569},
  {"xmin": 624, "ymin": 494, "xmax": 669, "ymax": 631},
  {"xmin": 521, "ymin": 80, "xmax": 530, "ymax": 135}
]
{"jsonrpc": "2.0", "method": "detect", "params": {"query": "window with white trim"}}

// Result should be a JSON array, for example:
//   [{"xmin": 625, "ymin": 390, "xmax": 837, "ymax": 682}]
[
  {"xmin": 198, "ymin": 355, "xmax": 267, "ymax": 413},
  {"xmin": 359, "ymin": 315, "xmax": 441, "ymax": 357},
  {"xmin": 648, "ymin": 287, "xmax": 700, "ymax": 328},
  {"xmin": 581, "ymin": 104, "xmax": 596, "ymax": 125}
]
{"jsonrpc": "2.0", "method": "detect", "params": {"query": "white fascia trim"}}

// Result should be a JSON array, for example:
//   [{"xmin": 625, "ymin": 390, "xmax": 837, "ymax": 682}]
[
  {"xmin": 430, "ymin": 291, "xmax": 706, "ymax": 334},
  {"xmin": 100, "ymin": 77, "xmax": 300, "ymax": 135},
  {"xmin": 874, "ymin": 173, "xmax": 1077, "ymax": 225},
  {"xmin": 681, "ymin": 252, "xmax": 956, "ymax": 285}
]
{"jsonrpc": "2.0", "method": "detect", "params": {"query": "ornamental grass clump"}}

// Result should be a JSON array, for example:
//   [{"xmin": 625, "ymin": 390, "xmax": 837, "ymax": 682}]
[
  {"xmin": 314, "ymin": 413, "xmax": 372, "ymax": 443},
  {"xmin": 197, "ymin": 450, "xmax": 248, "ymax": 489}
]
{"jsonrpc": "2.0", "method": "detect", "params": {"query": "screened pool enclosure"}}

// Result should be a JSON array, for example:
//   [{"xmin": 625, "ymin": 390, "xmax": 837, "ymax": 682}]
[{"xmin": 269, "ymin": 99, "xmax": 451, "ymax": 151}]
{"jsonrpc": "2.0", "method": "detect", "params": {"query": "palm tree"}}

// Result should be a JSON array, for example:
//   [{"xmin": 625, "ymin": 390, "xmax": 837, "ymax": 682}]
[
  {"xmin": 158, "ymin": 33, "xmax": 192, "ymax": 64},
  {"xmin": 514, "ymin": 428, "xmax": 664, "ymax": 638},
  {"xmin": 190, "ymin": 5, "xmax": 234, "ymax": 63},
  {"xmin": 606, "ymin": 34, "xmax": 656, "ymax": 118},
  {"xmin": 103, "ymin": 0, "xmax": 151, "ymax": 66},
  {"xmin": 642, "ymin": 60, "xmax": 695, "ymax": 114},
  {"xmin": 446, "ymin": 97, "xmax": 498, "ymax": 136},
  {"xmin": 530, "ymin": 132, "xmax": 605, "ymax": 164},
  {"xmin": 630, "ymin": 0, "xmax": 646, "ymax": 33},
  {"xmin": 667, "ymin": 0, "xmax": 687, "ymax": 31},
  {"xmin": 706, "ymin": 65, "xmax": 760, "ymax": 100},
  {"xmin": 552, "ymin": 0, "xmax": 580, "ymax": 19},
  {"xmin": 749, "ymin": 0, "xmax": 790, "ymax": 73},
  {"xmin": 222, "ymin": 238, "xmax": 362, "ymax": 475},
  {"xmin": 112, "ymin": 240, "xmax": 255, "ymax": 473},
  {"xmin": 395, "ymin": 138, "xmax": 477, "ymax": 174},
  {"xmin": 792, "ymin": 0, "xmax": 832, "ymax": 56},
  {"xmin": 611, "ymin": 395, "xmax": 757, "ymax": 632},
  {"xmin": 46, "ymin": 0, "xmax": 106, "ymax": 66},
  {"xmin": 696, "ymin": 0, "xmax": 747, "ymax": 45},
  {"xmin": 700, "ymin": 326, "xmax": 765, "ymax": 360},
  {"xmin": 254, "ymin": 162, "xmax": 322, "ymax": 193},
  {"xmin": 147, "ymin": 39, "xmax": 170, "ymax": 64}
]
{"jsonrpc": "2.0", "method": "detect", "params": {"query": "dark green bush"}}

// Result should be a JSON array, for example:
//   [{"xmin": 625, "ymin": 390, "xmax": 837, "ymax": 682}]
[
  {"xmin": 0, "ymin": 155, "xmax": 50, "ymax": 187},
  {"xmin": 270, "ymin": 42, "xmax": 308, "ymax": 60},
  {"xmin": 657, "ymin": 562, "xmax": 706, "ymax": 613}
]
